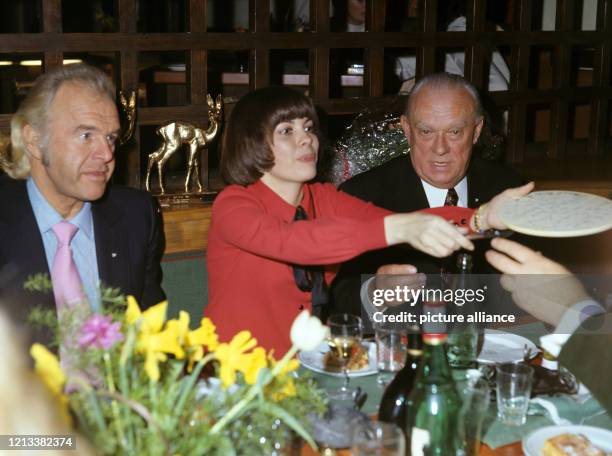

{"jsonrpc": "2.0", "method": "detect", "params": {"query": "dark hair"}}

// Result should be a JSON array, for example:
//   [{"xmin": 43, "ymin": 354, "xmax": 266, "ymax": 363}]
[{"xmin": 220, "ymin": 86, "xmax": 320, "ymax": 185}]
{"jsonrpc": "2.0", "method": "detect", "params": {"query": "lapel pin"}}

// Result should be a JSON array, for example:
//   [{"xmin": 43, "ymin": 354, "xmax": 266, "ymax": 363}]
[{"xmin": 111, "ymin": 252, "xmax": 118, "ymax": 258}]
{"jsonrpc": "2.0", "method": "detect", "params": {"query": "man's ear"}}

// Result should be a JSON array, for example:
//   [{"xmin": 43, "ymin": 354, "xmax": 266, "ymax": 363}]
[
  {"xmin": 473, "ymin": 116, "xmax": 484, "ymax": 144},
  {"xmin": 400, "ymin": 115, "xmax": 412, "ymax": 145},
  {"xmin": 22, "ymin": 125, "xmax": 44, "ymax": 160}
]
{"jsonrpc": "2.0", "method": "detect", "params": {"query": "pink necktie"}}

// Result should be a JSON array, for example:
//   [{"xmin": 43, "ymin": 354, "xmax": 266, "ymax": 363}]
[{"xmin": 51, "ymin": 221, "xmax": 85, "ymax": 309}]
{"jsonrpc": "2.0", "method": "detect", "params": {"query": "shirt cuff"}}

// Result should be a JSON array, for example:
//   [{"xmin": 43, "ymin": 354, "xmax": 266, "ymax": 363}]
[{"xmin": 540, "ymin": 299, "xmax": 604, "ymax": 357}]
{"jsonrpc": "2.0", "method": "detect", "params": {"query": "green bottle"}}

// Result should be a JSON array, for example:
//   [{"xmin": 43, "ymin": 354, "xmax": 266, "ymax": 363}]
[
  {"xmin": 405, "ymin": 333, "xmax": 462, "ymax": 456},
  {"xmin": 447, "ymin": 253, "xmax": 479, "ymax": 369}
]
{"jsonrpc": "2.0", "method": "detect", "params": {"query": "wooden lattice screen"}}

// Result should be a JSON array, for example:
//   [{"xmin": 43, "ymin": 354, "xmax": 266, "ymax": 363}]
[{"xmin": 0, "ymin": 0, "xmax": 610, "ymax": 191}]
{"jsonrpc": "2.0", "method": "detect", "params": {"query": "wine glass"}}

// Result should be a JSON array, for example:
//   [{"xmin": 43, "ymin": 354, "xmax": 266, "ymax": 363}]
[{"xmin": 326, "ymin": 313, "xmax": 363, "ymax": 401}]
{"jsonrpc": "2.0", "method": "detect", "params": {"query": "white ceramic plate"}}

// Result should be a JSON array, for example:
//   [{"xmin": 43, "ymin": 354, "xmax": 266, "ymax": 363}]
[
  {"xmin": 477, "ymin": 329, "xmax": 538, "ymax": 364},
  {"xmin": 298, "ymin": 341, "xmax": 377, "ymax": 377},
  {"xmin": 498, "ymin": 191, "xmax": 612, "ymax": 237},
  {"xmin": 522, "ymin": 425, "xmax": 612, "ymax": 456}
]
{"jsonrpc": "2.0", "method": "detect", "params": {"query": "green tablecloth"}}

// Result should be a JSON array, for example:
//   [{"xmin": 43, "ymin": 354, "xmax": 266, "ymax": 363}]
[{"xmin": 305, "ymin": 322, "xmax": 612, "ymax": 449}]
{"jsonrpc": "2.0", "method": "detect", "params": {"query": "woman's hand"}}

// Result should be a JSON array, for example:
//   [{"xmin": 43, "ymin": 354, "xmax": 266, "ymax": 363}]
[
  {"xmin": 384, "ymin": 212, "xmax": 474, "ymax": 257},
  {"xmin": 476, "ymin": 182, "xmax": 534, "ymax": 231}
]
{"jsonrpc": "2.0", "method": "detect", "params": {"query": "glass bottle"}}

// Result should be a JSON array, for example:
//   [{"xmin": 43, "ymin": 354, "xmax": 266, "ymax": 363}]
[
  {"xmin": 378, "ymin": 332, "xmax": 423, "ymax": 431},
  {"xmin": 446, "ymin": 253, "xmax": 479, "ymax": 369},
  {"xmin": 405, "ymin": 333, "xmax": 462, "ymax": 456}
]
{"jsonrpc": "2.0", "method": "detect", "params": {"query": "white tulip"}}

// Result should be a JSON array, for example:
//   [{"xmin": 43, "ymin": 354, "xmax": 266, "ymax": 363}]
[{"xmin": 290, "ymin": 310, "xmax": 329, "ymax": 352}]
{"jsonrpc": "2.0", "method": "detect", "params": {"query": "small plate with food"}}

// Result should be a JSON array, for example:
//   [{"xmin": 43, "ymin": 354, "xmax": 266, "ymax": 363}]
[
  {"xmin": 522, "ymin": 425, "xmax": 612, "ymax": 456},
  {"xmin": 298, "ymin": 341, "xmax": 377, "ymax": 377}
]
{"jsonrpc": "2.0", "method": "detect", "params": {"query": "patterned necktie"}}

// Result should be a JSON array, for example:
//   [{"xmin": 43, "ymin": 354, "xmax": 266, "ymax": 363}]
[
  {"xmin": 292, "ymin": 206, "xmax": 329, "ymax": 318},
  {"xmin": 51, "ymin": 221, "xmax": 85, "ymax": 309},
  {"xmin": 444, "ymin": 187, "xmax": 459, "ymax": 206}
]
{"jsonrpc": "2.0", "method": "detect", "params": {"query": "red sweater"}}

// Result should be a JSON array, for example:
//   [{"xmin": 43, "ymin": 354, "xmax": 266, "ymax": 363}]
[{"xmin": 206, "ymin": 180, "xmax": 474, "ymax": 354}]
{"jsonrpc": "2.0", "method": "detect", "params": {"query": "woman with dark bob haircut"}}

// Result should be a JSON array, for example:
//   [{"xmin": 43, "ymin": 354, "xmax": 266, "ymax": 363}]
[{"xmin": 206, "ymin": 86, "xmax": 528, "ymax": 354}]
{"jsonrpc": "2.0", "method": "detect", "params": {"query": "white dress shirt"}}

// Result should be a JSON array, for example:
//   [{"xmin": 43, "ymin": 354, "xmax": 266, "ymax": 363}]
[{"xmin": 421, "ymin": 176, "xmax": 468, "ymax": 208}]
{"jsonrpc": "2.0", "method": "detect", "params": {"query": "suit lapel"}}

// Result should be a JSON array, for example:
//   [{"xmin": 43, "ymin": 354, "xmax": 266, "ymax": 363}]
[
  {"xmin": 3, "ymin": 181, "xmax": 50, "ymax": 279},
  {"xmin": 14, "ymin": 210, "xmax": 50, "ymax": 277},
  {"xmin": 467, "ymin": 159, "xmax": 485, "ymax": 208},
  {"xmin": 92, "ymin": 194, "xmax": 129, "ymax": 292},
  {"xmin": 396, "ymin": 155, "xmax": 430, "ymax": 212}
]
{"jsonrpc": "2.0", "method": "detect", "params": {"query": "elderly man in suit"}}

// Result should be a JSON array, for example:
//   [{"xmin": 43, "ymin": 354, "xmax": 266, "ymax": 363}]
[
  {"xmin": 331, "ymin": 72, "xmax": 524, "ymax": 316},
  {"xmin": 0, "ymin": 64, "xmax": 165, "ymax": 345}
]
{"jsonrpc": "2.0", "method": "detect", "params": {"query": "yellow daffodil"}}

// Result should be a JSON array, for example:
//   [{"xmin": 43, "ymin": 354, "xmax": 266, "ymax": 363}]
[
  {"xmin": 242, "ymin": 347, "xmax": 268, "ymax": 385},
  {"xmin": 266, "ymin": 354, "xmax": 299, "ymax": 401},
  {"xmin": 125, "ymin": 296, "xmax": 168, "ymax": 335},
  {"xmin": 185, "ymin": 317, "xmax": 219, "ymax": 371},
  {"xmin": 126, "ymin": 297, "xmax": 186, "ymax": 382},
  {"xmin": 140, "ymin": 322, "xmax": 187, "ymax": 381},
  {"xmin": 166, "ymin": 311, "xmax": 190, "ymax": 342},
  {"xmin": 215, "ymin": 331, "xmax": 258, "ymax": 388},
  {"xmin": 143, "ymin": 347, "xmax": 168, "ymax": 383},
  {"xmin": 271, "ymin": 377, "xmax": 297, "ymax": 402},
  {"xmin": 30, "ymin": 344, "xmax": 71, "ymax": 424},
  {"xmin": 30, "ymin": 343, "xmax": 65, "ymax": 395}
]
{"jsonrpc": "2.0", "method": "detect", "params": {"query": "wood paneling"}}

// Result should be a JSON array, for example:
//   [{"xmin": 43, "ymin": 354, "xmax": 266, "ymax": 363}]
[
  {"xmin": 0, "ymin": 0, "xmax": 610, "ymax": 189},
  {"xmin": 162, "ymin": 205, "xmax": 212, "ymax": 254}
]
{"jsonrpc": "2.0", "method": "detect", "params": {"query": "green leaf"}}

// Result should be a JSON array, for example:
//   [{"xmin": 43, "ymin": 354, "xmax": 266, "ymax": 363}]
[
  {"xmin": 259, "ymin": 402, "xmax": 317, "ymax": 450},
  {"xmin": 216, "ymin": 436, "xmax": 236, "ymax": 456}
]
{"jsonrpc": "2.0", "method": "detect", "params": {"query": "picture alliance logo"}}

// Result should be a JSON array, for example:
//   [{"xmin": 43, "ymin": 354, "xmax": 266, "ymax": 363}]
[{"xmin": 372, "ymin": 285, "xmax": 487, "ymax": 307}]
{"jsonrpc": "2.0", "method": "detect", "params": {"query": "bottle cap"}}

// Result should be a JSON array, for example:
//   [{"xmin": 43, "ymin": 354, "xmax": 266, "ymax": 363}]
[{"xmin": 456, "ymin": 253, "xmax": 473, "ymax": 270}]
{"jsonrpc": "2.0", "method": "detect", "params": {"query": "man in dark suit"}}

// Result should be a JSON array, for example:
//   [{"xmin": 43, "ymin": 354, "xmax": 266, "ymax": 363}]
[
  {"xmin": 0, "ymin": 64, "xmax": 165, "ymax": 345},
  {"xmin": 331, "ymin": 72, "xmax": 523, "ymax": 316}
]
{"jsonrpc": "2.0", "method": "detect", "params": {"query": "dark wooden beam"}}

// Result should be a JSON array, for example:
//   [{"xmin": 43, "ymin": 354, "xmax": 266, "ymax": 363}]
[
  {"xmin": 588, "ymin": 0, "xmax": 612, "ymax": 156},
  {"xmin": 116, "ymin": 0, "xmax": 140, "ymax": 187},
  {"xmin": 248, "ymin": 0, "xmax": 270, "ymax": 90},
  {"xmin": 42, "ymin": 0, "xmax": 62, "ymax": 71},
  {"xmin": 507, "ymin": 0, "xmax": 533, "ymax": 163},
  {"xmin": 364, "ymin": 0, "xmax": 385, "ymax": 97},
  {"xmin": 549, "ymin": 0, "xmax": 575, "ymax": 159},
  {"xmin": 417, "ymin": 0, "xmax": 437, "ymax": 78},
  {"xmin": 0, "ymin": 31, "xmax": 609, "ymax": 53},
  {"xmin": 464, "ymin": 0, "xmax": 487, "ymax": 88},
  {"xmin": 309, "ymin": 0, "xmax": 331, "ymax": 100}
]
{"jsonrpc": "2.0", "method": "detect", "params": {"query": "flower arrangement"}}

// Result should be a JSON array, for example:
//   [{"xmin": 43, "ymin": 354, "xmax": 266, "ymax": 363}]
[{"xmin": 28, "ymin": 284, "xmax": 328, "ymax": 455}]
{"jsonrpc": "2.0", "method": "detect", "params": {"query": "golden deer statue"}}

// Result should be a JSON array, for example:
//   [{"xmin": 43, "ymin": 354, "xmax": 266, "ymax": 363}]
[
  {"xmin": 145, "ymin": 94, "xmax": 223, "ymax": 195},
  {"xmin": 118, "ymin": 90, "xmax": 137, "ymax": 146}
]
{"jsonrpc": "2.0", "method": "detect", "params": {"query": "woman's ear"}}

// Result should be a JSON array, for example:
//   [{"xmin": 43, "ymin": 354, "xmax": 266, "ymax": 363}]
[{"xmin": 22, "ymin": 125, "xmax": 44, "ymax": 160}]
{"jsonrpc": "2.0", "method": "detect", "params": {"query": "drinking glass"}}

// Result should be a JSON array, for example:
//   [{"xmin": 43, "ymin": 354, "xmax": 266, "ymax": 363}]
[
  {"xmin": 327, "ymin": 313, "xmax": 363, "ymax": 401},
  {"xmin": 374, "ymin": 322, "xmax": 407, "ymax": 387},
  {"xmin": 496, "ymin": 362, "xmax": 533, "ymax": 426},
  {"xmin": 457, "ymin": 371, "xmax": 491, "ymax": 455},
  {"xmin": 351, "ymin": 421, "xmax": 405, "ymax": 455}
]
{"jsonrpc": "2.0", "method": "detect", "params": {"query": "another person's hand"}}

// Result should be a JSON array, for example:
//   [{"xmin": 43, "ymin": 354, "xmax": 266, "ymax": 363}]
[
  {"xmin": 369, "ymin": 264, "xmax": 426, "ymax": 307},
  {"xmin": 384, "ymin": 212, "xmax": 474, "ymax": 257},
  {"xmin": 476, "ymin": 182, "xmax": 534, "ymax": 231},
  {"xmin": 486, "ymin": 237, "xmax": 590, "ymax": 326}
]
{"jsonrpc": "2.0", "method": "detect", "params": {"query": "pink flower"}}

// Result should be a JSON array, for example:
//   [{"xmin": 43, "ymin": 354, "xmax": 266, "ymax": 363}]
[{"xmin": 78, "ymin": 314, "xmax": 124, "ymax": 350}]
